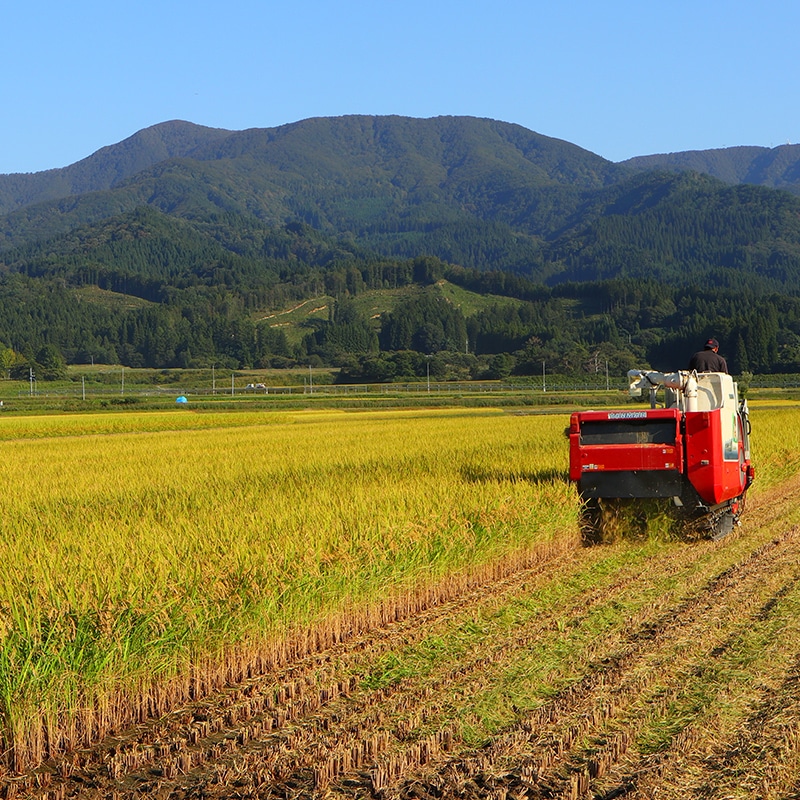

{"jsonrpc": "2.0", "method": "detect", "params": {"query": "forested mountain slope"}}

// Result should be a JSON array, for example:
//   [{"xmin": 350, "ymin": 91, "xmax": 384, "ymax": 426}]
[
  {"xmin": 2, "ymin": 115, "xmax": 800, "ymax": 377},
  {"xmin": 0, "ymin": 121, "xmax": 232, "ymax": 215},
  {"xmin": 0, "ymin": 116, "xmax": 626, "ymax": 256},
  {"xmin": 623, "ymin": 143, "xmax": 800, "ymax": 194},
  {"xmin": 3, "ymin": 116, "xmax": 800, "ymax": 285}
]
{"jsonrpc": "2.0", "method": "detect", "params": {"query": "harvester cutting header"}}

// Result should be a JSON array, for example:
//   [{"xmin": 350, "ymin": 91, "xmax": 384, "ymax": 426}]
[{"xmin": 568, "ymin": 368, "xmax": 754, "ymax": 543}]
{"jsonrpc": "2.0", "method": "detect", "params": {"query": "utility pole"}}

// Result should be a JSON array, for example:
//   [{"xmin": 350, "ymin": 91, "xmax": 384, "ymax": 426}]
[{"xmin": 542, "ymin": 360, "xmax": 546, "ymax": 393}]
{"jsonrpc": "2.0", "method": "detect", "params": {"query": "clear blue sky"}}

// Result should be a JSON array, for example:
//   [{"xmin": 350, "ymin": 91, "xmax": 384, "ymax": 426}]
[{"xmin": 2, "ymin": 0, "xmax": 797, "ymax": 174}]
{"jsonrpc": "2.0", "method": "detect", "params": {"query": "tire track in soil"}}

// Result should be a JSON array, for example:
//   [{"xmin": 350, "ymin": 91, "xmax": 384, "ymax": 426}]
[
  {"xmin": 380, "ymin": 529, "xmax": 800, "ymax": 800},
  {"xmin": 628, "ymin": 646, "xmax": 800, "ymax": 800},
  {"xmin": 377, "ymin": 476, "xmax": 800, "ymax": 800},
  {"xmin": 602, "ymin": 478, "xmax": 800, "ymax": 799},
  {"xmin": 7, "ymin": 475, "xmax": 800, "ymax": 800},
  {"xmin": 566, "ymin": 567, "xmax": 800, "ymax": 800}
]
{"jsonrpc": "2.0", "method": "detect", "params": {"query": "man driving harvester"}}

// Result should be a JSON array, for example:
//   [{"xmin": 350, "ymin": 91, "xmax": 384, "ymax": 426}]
[{"xmin": 689, "ymin": 338, "xmax": 728, "ymax": 373}]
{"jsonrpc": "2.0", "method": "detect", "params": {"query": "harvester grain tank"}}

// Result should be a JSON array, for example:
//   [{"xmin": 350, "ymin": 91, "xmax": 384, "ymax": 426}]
[{"xmin": 568, "ymin": 369, "xmax": 754, "ymax": 542}]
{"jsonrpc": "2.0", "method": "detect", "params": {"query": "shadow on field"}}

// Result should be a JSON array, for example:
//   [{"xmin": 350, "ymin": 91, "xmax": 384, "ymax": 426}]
[{"xmin": 460, "ymin": 465, "xmax": 570, "ymax": 485}]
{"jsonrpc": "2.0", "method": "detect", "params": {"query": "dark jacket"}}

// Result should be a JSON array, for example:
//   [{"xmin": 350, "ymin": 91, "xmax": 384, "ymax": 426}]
[{"xmin": 689, "ymin": 349, "xmax": 728, "ymax": 373}]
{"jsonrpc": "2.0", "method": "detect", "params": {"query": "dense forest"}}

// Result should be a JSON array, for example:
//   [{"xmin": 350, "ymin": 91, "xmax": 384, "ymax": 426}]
[{"xmin": 2, "ymin": 116, "xmax": 800, "ymax": 381}]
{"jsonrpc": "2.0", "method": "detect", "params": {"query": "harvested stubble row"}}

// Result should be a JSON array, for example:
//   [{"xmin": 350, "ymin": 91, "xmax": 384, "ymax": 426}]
[
  {"xmin": 378, "ymin": 488, "xmax": 800, "ymax": 798},
  {"xmin": 619, "ymin": 589, "xmax": 800, "ymax": 799},
  {"xmin": 379, "ymin": 520, "xmax": 800, "ymax": 799},
  {"xmin": 4, "ymin": 404, "xmax": 800, "ymax": 799},
  {"xmin": 56, "ymin": 529, "xmax": 693, "ymax": 795}
]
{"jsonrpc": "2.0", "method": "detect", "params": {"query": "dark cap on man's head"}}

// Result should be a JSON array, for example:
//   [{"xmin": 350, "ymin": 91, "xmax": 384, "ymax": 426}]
[{"xmin": 705, "ymin": 338, "xmax": 720, "ymax": 350}]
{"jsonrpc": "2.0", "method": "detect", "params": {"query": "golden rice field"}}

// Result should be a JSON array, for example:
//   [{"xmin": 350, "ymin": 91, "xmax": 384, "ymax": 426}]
[
  {"xmin": 0, "ymin": 409, "xmax": 572, "ymax": 768},
  {"xmin": 2, "ymin": 401, "xmax": 800, "ymax": 799}
]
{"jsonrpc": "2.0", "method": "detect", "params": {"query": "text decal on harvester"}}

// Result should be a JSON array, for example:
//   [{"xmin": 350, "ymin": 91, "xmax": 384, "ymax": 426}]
[{"xmin": 607, "ymin": 411, "xmax": 648, "ymax": 419}]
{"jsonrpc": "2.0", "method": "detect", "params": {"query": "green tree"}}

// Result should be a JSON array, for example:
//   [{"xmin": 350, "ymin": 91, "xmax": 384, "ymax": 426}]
[
  {"xmin": 0, "ymin": 347, "xmax": 17, "ymax": 379},
  {"xmin": 35, "ymin": 344, "xmax": 67, "ymax": 380},
  {"xmin": 486, "ymin": 353, "xmax": 515, "ymax": 379}
]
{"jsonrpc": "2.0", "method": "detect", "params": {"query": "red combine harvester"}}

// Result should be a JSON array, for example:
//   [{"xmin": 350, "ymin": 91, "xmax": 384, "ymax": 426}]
[{"xmin": 568, "ymin": 369, "xmax": 754, "ymax": 542}]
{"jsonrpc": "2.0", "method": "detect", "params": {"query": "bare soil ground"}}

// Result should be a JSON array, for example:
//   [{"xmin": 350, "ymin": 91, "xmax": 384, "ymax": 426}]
[{"xmin": 7, "ymin": 475, "xmax": 800, "ymax": 800}]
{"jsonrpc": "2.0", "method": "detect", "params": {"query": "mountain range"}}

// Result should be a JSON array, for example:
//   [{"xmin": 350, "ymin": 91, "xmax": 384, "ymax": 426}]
[
  {"xmin": 1, "ymin": 115, "xmax": 800, "ymax": 376},
  {"xmin": 3, "ymin": 117, "xmax": 799, "ymax": 214},
  {"xmin": 2, "ymin": 116, "xmax": 800, "ymax": 283},
  {"xmin": 623, "ymin": 144, "xmax": 800, "ymax": 193}
]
